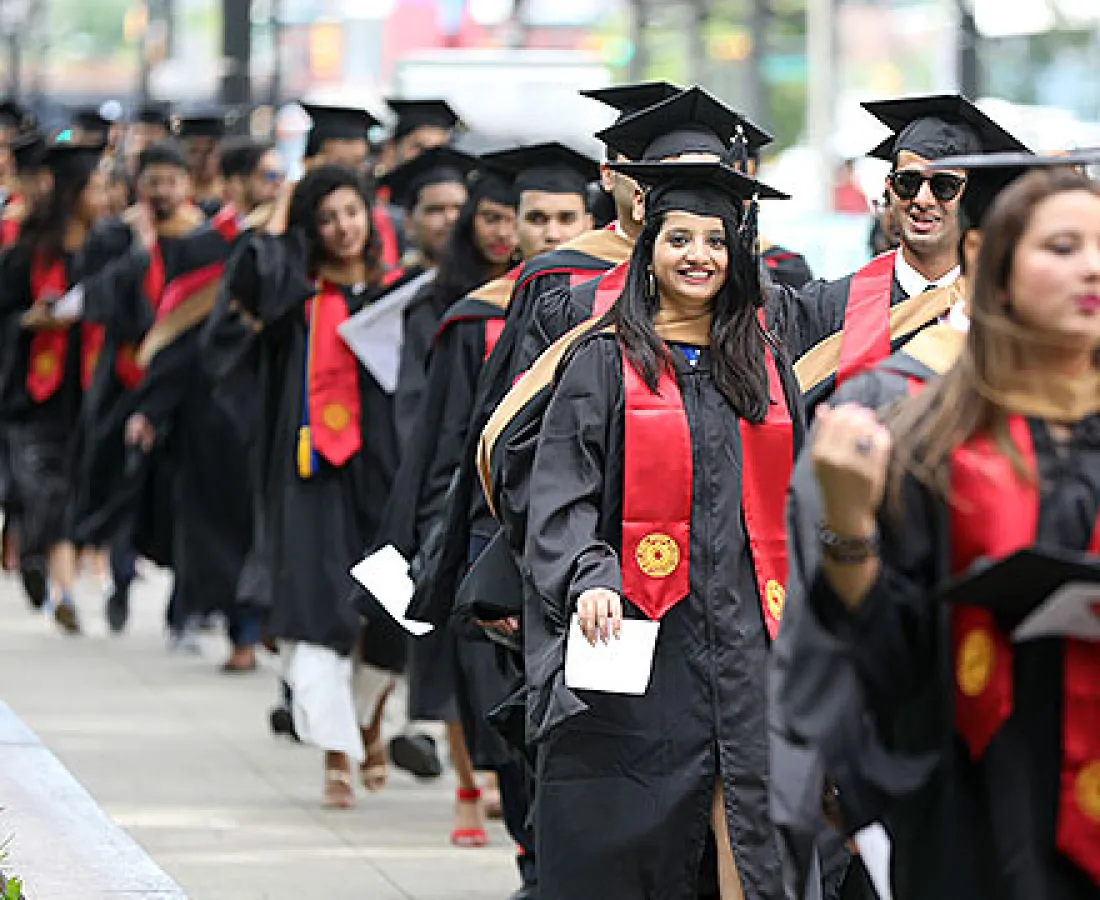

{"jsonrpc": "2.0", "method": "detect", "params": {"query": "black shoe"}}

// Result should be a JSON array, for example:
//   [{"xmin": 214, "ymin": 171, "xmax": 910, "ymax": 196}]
[
  {"xmin": 269, "ymin": 705, "xmax": 300, "ymax": 742},
  {"xmin": 508, "ymin": 887, "xmax": 538, "ymax": 900},
  {"xmin": 21, "ymin": 566, "xmax": 47, "ymax": 611},
  {"xmin": 388, "ymin": 733, "xmax": 443, "ymax": 780},
  {"xmin": 105, "ymin": 583, "xmax": 131, "ymax": 634}
]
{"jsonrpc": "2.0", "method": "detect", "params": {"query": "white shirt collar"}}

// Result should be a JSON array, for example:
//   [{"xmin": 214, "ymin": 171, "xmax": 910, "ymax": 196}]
[
  {"xmin": 893, "ymin": 249, "xmax": 960, "ymax": 299},
  {"xmin": 947, "ymin": 300, "xmax": 970, "ymax": 333}
]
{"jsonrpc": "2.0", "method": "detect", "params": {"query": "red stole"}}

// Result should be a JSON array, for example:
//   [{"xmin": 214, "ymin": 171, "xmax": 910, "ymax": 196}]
[
  {"xmin": 483, "ymin": 319, "xmax": 505, "ymax": 362},
  {"xmin": 949, "ymin": 418, "xmax": 1100, "ymax": 884},
  {"xmin": 619, "ymin": 336, "xmax": 793, "ymax": 637},
  {"xmin": 592, "ymin": 262, "xmax": 630, "ymax": 319},
  {"xmin": 26, "ymin": 253, "xmax": 101, "ymax": 400},
  {"xmin": 836, "ymin": 250, "xmax": 896, "ymax": 388},
  {"xmin": 297, "ymin": 280, "xmax": 362, "ymax": 476}
]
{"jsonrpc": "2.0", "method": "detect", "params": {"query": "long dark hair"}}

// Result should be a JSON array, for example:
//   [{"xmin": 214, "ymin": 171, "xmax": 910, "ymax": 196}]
[
  {"xmin": 432, "ymin": 174, "xmax": 517, "ymax": 312},
  {"xmin": 887, "ymin": 167, "xmax": 1100, "ymax": 497},
  {"xmin": 603, "ymin": 211, "xmax": 772, "ymax": 423},
  {"xmin": 288, "ymin": 164, "xmax": 382, "ymax": 282},
  {"xmin": 20, "ymin": 153, "xmax": 101, "ymax": 261}
]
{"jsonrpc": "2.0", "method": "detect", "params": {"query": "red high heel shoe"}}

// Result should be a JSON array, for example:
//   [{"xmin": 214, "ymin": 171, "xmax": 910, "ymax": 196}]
[{"xmin": 450, "ymin": 787, "xmax": 488, "ymax": 847}]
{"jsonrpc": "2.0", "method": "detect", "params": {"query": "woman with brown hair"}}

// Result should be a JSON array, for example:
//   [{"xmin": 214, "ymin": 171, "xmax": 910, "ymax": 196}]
[
  {"xmin": 804, "ymin": 165, "xmax": 1100, "ymax": 898},
  {"xmin": 217, "ymin": 164, "xmax": 400, "ymax": 807}
]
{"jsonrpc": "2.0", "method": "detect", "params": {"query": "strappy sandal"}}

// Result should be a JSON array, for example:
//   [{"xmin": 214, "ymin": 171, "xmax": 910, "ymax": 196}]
[
  {"xmin": 323, "ymin": 768, "xmax": 355, "ymax": 809},
  {"xmin": 360, "ymin": 741, "xmax": 388, "ymax": 793},
  {"xmin": 451, "ymin": 788, "xmax": 488, "ymax": 847}
]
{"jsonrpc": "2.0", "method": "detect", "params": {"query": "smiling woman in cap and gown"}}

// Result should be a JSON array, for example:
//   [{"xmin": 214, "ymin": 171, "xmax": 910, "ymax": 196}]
[
  {"xmin": 522, "ymin": 157, "xmax": 800, "ymax": 899},
  {"xmin": 785, "ymin": 158, "xmax": 1100, "ymax": 899}
]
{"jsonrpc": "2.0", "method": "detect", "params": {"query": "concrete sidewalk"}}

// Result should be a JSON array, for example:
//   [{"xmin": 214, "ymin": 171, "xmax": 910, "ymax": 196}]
[{"xmin": 0, "ymin": 566, "xmax": 519, "ymax": 899}]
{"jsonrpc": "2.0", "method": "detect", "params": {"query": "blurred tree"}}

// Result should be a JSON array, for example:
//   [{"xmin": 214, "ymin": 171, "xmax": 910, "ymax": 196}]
[{"xmin": 52, "ymin": 0, "xmax": 132, "ymax": 58}]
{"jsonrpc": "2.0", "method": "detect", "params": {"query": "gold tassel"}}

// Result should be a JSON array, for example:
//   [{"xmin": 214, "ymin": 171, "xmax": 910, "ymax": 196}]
[{"xmin": 297, "ymin": 426, "xmax": 313, "ymax": 479}]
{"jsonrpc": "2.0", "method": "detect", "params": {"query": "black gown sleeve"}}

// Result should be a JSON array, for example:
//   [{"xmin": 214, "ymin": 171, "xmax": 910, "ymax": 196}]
[
  {"xmin": 413, "ymin": 318, "xmax": 484, "ymax": 548},
  {"xmin": 393, "ymin": 286, "xmax": 440, "ymax": 452},
  {"xmin": 132, "ymin": 329, "xmax": 196, "ymax": 431},
  {"xmin": 80, "ymin": 225, "xmax": 155, "ymax": 340},
  {"xmin": 525, "ymin": 334, "xmax": 623, "ymax": 619}
]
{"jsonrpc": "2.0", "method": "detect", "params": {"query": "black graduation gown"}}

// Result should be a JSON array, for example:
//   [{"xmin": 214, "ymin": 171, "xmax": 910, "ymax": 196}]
[
  {"xmin": 525, "ymin": 332, "xmax": 799, "ymax": 900},
  {"xmin": 131, "ymin": 323, "xmax": 252, "ymax": 621},
  {"xmin": 71, "ymin": 222, "xmax": 229, "ymax": 557},
  {"xmin": 769, "ymin": 350, "xmax": 943, "ymax": 900},
  {"xmin": 218, "ymin": 231, "xmax": 398, "ymax": 655},
  {"xmin": 386, "ymin": 266, "xmax": 437, "ymax": 451},
  {"xmin": 0, "ymin": 247, "xmax": 86, "ymax": 552},
  {"xmin": 789, "ymin": 415, "xmax": 1100, "ymax": 900},
  {"xmin": 787, "ymin": 273, "xmax": 939, "ymax": 415},
  {"xmin": 762, "ymin": 243, "xmax": 814, "ymax": 291},
  {"xmin": 386, "ymin": 295, "xmax": 514, "ymax": 763}
]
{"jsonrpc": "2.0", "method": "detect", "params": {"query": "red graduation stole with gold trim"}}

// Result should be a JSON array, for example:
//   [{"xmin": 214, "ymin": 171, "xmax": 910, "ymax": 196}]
[
  {"xmin": 297, "ymin": 280, "xmax": 362, "ymax": 476},
  {"xmin": 620, "ymin": 336, "xmax": 793, "ymax": 638},
  {"xmin": 836, "ymin": 250, "xmax": 896, "ymax": 388},
  {"xmin": 949, "ymin": 418, "xmax": 1100, "ymax": 884},
  {"xmin": 26, "ymin": 252, "xmax": 103, "ymax": 400}
]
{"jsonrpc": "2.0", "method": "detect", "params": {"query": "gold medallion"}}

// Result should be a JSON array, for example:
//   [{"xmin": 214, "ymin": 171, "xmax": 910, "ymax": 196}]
[
  {"xmin": 33, "ymin": 353, "xmax": 56, "ymax": 377},
  {"xmin": 765, "ymin": 579, "xmax": 786, "ymax": 621},
  {"xmin": 322, "ymin": 402, "xmax": 351, "ymax": 432},
  {"xmin": 957, "ymin": 629, "xmax": 995, "ymax": 698},
  {"xmin": 636, "ymin": 533, "xmax": 680, "ymax": 579},
  {"xmin": 1076, "ymin": 760, "xmax": 1100, "ymax": 823}
]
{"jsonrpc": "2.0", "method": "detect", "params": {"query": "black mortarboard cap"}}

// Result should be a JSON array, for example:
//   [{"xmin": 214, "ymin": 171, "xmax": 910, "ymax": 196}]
[
  {"xmin": 173, "ymin": 109, "xmax": 228, "ymax": 139},
  {"xmin": 0, "ymin": 99, "xmax": 32, "ymax": 131},
  {"xmin": 386, "ymin": 98, "xmax": 462, "ymax": 140},
  {"xmin": 302, "ymin": 103, "xmax": 379, "ymax": 143},
  {"xmin": 482, "ymin": 142, "xmax": 598, "ymax": 197},
  {"xmin": 380, "ymin": 144, "xmax": 478, "ymax": 209},
  {"xmin": 938, "ymin": 548, "xmax": 1100, "ymax": 637},
  {"xmin": 579, "ymin": 81, "xmax": 682, "ymax": 125},
  {"xmin": 11, "ymin": 130, "xmax": 47, "ymax": 173},
  {"xmin": 73, "ymin": 107, "xmax": 111, "ymax": 137},
  {"xmin": 863, "ymin": 94, "xmax": 1030, "ymax": 162},
  {"xmin": 135, "ymin": 101, "xmax": 172, "ymax": 129},
  {"xmin": 927, "ymin": 148, "xmax": 1100, "ymax": 227},
  {"xmin": 596, "ymin": 86, "xmax": 772, "ymax": 163},
  {"xmin": 44, "ymin": 141, "xmax": 105, "ymax": 181},
  {"xmin": 612, "ymin": 159, "xmax": 787, "ymax": 223}
]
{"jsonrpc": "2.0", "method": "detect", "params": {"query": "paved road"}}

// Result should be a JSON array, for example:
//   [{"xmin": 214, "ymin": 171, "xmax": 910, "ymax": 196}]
[{"xmin": 0, "ymin": 565, "xmax": 520, "ymax": 899}]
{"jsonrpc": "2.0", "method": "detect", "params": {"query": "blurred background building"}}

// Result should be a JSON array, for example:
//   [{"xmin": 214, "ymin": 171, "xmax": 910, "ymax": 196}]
[{"xmin": 2, "ymin": 0, "xmax": 1098, "ymax": 273}]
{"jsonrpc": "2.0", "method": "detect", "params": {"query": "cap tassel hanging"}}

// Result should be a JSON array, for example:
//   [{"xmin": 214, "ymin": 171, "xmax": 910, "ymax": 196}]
[{"xmin": 739, "ymin": 190, "xmax": 764, "ymax": 307}]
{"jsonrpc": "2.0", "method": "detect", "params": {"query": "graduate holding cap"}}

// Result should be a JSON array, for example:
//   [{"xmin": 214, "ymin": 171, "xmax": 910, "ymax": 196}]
[
  {"xmin": 523, "ymin": 159, "xmax": 799, "ymax": 899},
  {"xmin": 799, "ymin": 163, "xmax": 1100, "ymax": 898}
]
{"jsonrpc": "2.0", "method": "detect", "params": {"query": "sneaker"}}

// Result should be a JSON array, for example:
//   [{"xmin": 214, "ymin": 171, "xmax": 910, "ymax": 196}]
[
  {"xmin": 388, "ymin": 733, "xmax": 443, "ymax": 780},
  {"xmin": 105, "ymin": 582, "xmax": 131, "ymax": 634},
  {"xmin": 21, "ymin": 565, "xmax": 47, "ymax": 611}
]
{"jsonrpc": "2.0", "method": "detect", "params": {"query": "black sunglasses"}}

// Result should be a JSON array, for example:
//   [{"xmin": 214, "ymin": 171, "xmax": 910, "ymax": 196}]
[{"xmin": 889, "ymin": 169, "xmax": 966, "ymax": 202}]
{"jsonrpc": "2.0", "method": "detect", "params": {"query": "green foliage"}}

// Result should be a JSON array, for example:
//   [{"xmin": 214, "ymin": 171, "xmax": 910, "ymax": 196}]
[{"xmin": 4, "ymin": 876, "xmax": 21, "ymax": 900}]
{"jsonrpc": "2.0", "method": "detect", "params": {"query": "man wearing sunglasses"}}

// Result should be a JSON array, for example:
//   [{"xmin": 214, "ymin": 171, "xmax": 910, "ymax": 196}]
[
  {"xmin": 220, "ymin": 138, "xmax": 284, "ymax": 223},
  {"xmin": 789, "ymin": 94, "xmax": 1030, "ymax": 415}
]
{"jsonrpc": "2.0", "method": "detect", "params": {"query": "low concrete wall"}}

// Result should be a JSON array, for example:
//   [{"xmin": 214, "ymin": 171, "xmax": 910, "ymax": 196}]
[{"xmin": 0, "ymin": 702, "xmax": 186, "ymax": 899}]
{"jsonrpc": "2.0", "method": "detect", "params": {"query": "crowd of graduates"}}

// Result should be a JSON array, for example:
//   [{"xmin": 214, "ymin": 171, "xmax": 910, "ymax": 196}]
[{"xmin": 0, "ymin": 82, "xmax": 1097, "ymax": 900}]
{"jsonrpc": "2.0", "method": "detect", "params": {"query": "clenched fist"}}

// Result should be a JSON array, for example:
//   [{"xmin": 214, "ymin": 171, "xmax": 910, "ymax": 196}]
[{"xmin": 811, "ymin": 403, "xmax": 892, "ymax": 538}]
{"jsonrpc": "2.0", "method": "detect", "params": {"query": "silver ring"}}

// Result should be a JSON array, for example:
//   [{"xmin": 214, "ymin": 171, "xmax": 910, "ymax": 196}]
[{"xmin": 854, "ymin": 436, "xmax": 874, "ymax": 456}]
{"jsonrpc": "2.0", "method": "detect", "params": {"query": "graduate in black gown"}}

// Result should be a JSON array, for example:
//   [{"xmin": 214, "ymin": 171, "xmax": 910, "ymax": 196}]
[
  {"xmin": 0, "ymin": 142, "xmax": 108, "ymax": 633},
  {"xmin": 379, "ymin": 144, "xmax": 479, "ymax": 446},
  {"xmin": 215, "ymin": 164, "xmax": 399, "ymax": 808},
  {"xmin": 789, "ymin": 94, "xmax": 1030, "ymax": 414},
  {"xmin": 67, "ymin": 142, "xmax": 231, "ymax": 635},
  {"xmin": 523, "ymin": 160, "xmax": 799, "ymax": 900},
  {"xmin": 174, "ymin": 110, "xmax": 226, "ymax": 217},
  {"xmin": 772, "ymin": 150, "xmax": 1100, "ymax": 900},
  {"xmin": 788, "ymin": 165, "xmax": 1100, "ymax": 900}
]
